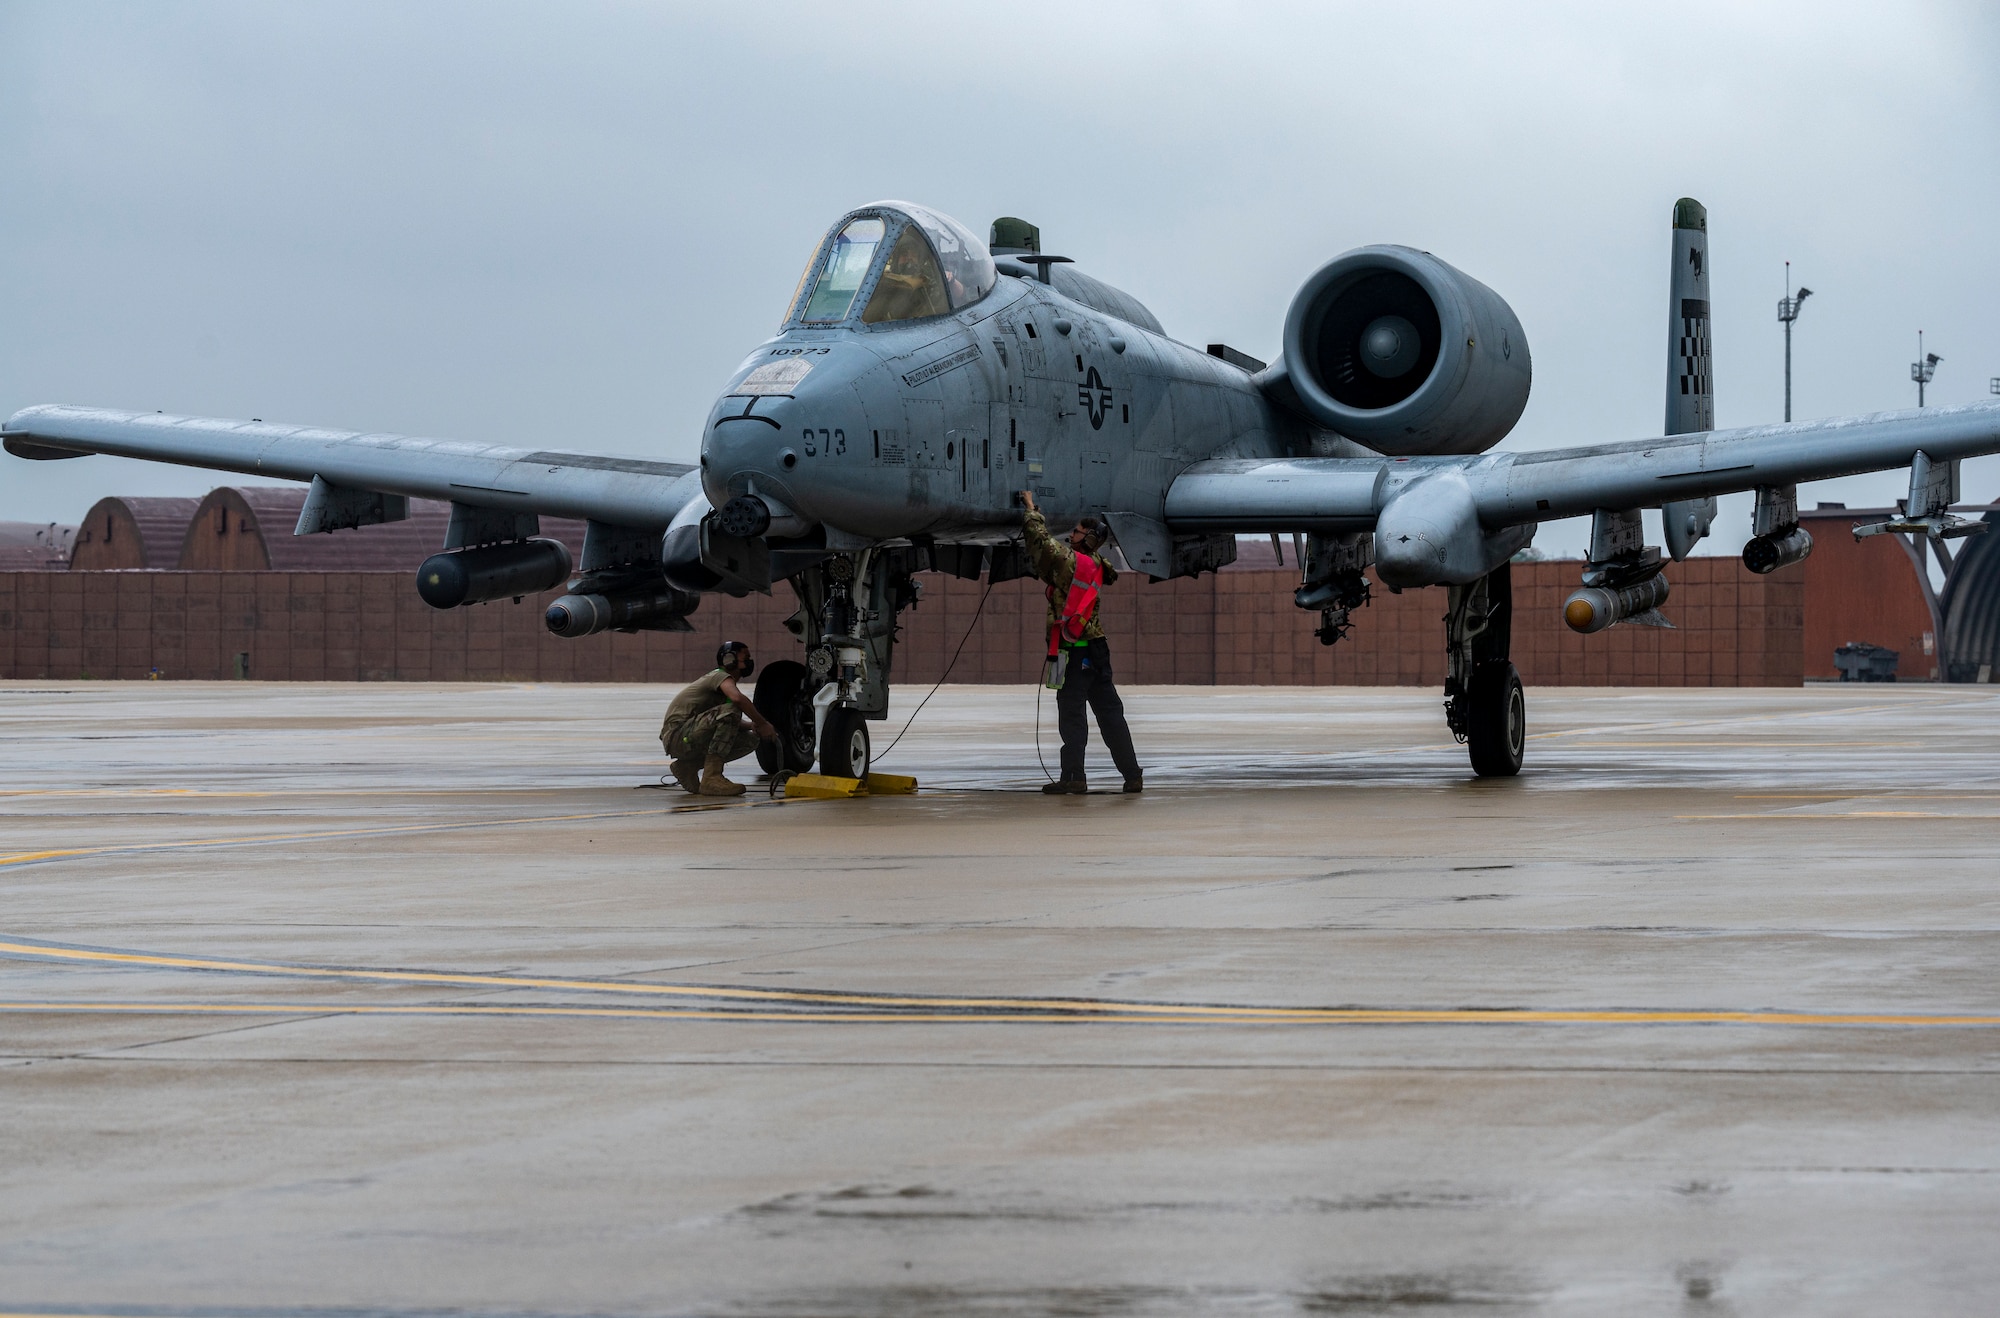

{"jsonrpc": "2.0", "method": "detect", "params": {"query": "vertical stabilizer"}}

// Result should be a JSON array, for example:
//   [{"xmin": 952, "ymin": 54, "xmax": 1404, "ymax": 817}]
[{"xmin": 1663, "ymin": 197, "xmax": 1717, "ymax": 559}]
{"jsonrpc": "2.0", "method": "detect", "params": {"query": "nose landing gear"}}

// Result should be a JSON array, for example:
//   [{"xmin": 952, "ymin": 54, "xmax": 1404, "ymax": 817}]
[
  {"xmin": 820, "ymin": 705, "xmax": 872, "ymax": 779},
  {"xmin": 765, "ymin": 547, "xmax": 913, "ymax": 781}
]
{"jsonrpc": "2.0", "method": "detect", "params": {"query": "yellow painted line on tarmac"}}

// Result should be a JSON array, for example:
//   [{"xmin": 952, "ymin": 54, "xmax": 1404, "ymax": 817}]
[
  {"xmin": 0, "ymin": 786, "xmax": 582, "ymax": 799},
  {"xmin": 6, "ymin": 941, "xmax": 2000, "ymax": 1027},
  {"xmin": 0, "ymin": 1001, "xmax": 1271, "ymax": 1024},
  {"xmin": 0, "ymin": 798, "xmax": 794, "ymax": 869},
  {"xmin": 1525, "ymin": 698, "xmax": 1951, "ymax": 743},
  {"xmin": 1580, "ymin": 741, "xmax": 1922, "ymax": 749},
  {"xmin": 0, "ymin": 788, "xmax": 282, "ymax": 799},
  {"xmin": 2, "ymin": 1000, "xmax": 1996, "ymax": 1027},
  {"xmin": 0, "ymin": 939, "xmax": 1343, "ymax": 1017},
  {"xmin": 1736, "ymin": 794, "xmax": 2000, "ymax": 800},
  {"xmin": 0, "ymin": 815, "xmax": 650, "ymax": 868},
  {"xmin": 1678, "ymin": 811, "xmax": 1998, "ymax": 820}
]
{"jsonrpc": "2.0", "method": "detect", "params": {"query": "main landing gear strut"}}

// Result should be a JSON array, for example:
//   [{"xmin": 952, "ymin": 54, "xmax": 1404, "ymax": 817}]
[
  {"xmin": 1443, "ymin": 562, "xmax": 1524, "ymax": 778},
  {"xmin": 753, "ymin": 548, "xmax": 914, "ymax": 781}
]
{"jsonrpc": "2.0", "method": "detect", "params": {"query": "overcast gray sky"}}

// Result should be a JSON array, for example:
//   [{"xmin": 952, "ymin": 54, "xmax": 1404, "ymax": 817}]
[{"xmin": 3, "ymin": 0, "xmax": 1996, "ymax": 556}]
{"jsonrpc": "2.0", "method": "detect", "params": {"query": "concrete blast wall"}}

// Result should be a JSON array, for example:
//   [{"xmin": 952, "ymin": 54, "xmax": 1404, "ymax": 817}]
[{"xmin": 0, "ymin": 560, "xmax": 1803, "ymax": 686}]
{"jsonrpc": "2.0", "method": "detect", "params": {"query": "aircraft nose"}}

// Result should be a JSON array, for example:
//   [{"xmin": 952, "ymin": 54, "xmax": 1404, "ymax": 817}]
[
  {"xmin": 703, "ymin": 350, "xmax": 863, "ymax": 518},
  {"xmin": 701, "ymin": 388, "xmax": 827, "ymax": 524},
  {"xmin": 704, "ymin": 386, "xmax": 792, "ymax": 460}
]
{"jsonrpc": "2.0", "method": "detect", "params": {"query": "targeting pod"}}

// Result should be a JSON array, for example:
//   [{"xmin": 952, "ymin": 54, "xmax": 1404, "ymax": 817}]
[
  {"xmin": 1563, "ymin": 572, "xmax": 1670, "ymax": 634},
  {"xmin": 416, "ymin": 538, "xmax": 572, "ymax": 609},
  {"xmin": 1742, "ymin": 525, "xmax": 1813, "ymax": 575},
  {"xmin": 545, "ymin": 587, "xmax": 701, "ymax": 637}
]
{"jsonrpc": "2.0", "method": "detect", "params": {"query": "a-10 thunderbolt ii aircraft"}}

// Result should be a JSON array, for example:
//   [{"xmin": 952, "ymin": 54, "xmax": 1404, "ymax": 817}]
[{"xmin": 8, "ymin": 198, "xmax": 2000, "ymax": 779}]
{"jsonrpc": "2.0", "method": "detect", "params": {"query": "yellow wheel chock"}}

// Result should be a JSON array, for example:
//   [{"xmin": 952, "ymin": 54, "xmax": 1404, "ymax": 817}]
[{"xmin": 780, "ymin": 772, "xmax": 918, "ymax": 799}]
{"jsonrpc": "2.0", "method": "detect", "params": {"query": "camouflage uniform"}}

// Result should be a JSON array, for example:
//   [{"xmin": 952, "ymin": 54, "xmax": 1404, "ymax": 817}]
[
  {"xmin": 660, "ymin": 669, "xmax": 760, "ymax": 766},
  {"xmin": 1023, "ymin": 508, "xmax": 1113, "ymax": 640},
  {"xmin": 662, "ymin": 703, "xmax": 761, "ymax": 766}
]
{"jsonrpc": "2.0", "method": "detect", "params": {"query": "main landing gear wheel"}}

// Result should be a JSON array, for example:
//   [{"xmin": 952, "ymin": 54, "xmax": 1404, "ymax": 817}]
[
  {"xmin": 752, "ymin": 660, "xmax": 818, "ymax": 775},
  {"xmin": 819, "ymin": 705, "xmax": 872, "ymax": 780},
  {"xmin": 1465, "ymin": 660, "xmax": 1525, "ymax": 778}
]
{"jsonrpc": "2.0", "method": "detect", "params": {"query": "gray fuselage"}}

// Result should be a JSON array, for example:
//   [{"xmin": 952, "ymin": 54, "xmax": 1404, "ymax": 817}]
[{"xmin": 701, "ymin": 274, "xmax": 1311, "ymax": 543}]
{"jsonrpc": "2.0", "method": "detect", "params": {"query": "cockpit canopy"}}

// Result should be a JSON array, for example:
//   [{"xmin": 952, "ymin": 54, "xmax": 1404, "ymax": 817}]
[{"xmin": 785, "ymin": 202, "xmax": 996, "ymax": 328}]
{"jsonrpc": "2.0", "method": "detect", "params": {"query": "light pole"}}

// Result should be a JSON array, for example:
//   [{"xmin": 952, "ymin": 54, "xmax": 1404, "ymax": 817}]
[
  {"xmin": 1776, "ymin": 262, "xmax": 1812, "ymax": 422},
  {"xmin": 1911, "ymin": 331, "xmax": 1942, "ymax": 406}
]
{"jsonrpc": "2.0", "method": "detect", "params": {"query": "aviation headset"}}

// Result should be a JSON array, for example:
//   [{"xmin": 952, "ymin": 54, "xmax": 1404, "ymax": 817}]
[
  {"xmin": 1074, "ymin": 516, "xmax": 1107, "ymax": 552},
  {"xmin": 717, "ymin": 640, "xmax": 755, "ymax": 679}
]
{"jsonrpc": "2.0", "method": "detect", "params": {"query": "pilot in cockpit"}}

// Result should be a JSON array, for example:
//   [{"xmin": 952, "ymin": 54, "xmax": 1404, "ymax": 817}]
[{"xmin": 863, "ymin": 226, "xmax": 951, "ymax": 323}]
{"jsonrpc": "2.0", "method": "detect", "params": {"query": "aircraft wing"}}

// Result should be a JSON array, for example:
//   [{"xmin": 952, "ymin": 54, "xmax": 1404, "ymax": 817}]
[
  {"xmin": 1, "ymin": 405, "xmax": 699, "ymax": 529},
  {"xmin": 1165, "ymin": 400, "xmax": 2000, "ymax": 531}
]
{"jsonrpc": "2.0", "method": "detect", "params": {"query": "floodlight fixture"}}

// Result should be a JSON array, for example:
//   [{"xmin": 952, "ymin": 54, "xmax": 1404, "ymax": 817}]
[{"xmin": 1911, "ymin": 332, "xmax": 1941, "ymax": 406}]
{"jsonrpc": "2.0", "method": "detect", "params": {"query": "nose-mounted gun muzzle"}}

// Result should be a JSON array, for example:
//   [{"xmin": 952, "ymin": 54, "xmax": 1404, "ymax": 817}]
[{"xmin": 715, "ymin": 492, "xmax": 813, "ymax": 540}]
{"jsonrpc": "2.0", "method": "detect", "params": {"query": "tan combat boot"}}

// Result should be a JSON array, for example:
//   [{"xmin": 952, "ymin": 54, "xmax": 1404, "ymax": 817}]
[
  {"xmin": 699, "ymin": 755, "xmax": 746, "ymax": 796},
  {"xmin": 668, "ymin": 756, "xmax": 701, "ymax": 794}
]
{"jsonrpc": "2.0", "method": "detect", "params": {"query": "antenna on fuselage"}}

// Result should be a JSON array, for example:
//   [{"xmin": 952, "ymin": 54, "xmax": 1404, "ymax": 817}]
[{"xmin": 1014, "ymin": 255, "xmax": 1074, "ymax": 284}]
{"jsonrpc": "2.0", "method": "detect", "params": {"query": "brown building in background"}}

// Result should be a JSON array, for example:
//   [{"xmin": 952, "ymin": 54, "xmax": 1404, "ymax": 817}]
[
  {"xmin": 28, "ymin": 479, "xmax": 2000, "ymax": 688},
  {"xmin": 174, "ymin": 486, "xmax": 587, "ymax": 571},
  {"xmin": 1793, "ymin": 503, "xmax": 2000, "ymax": 682},
  {"xmin": 0, "ymin": 554, "xmax": 1803, "ymax": 686},
  {"xmin": 1796, "ymin": 504, "xmax": 1938, "ymax": 680},
  {"xmin": 68, "ymin": 496, "xmax": 199, "ymax": 570},
  {"xmin": 0, "ymin": 522, "xmax": 75, "ymax": 570}
]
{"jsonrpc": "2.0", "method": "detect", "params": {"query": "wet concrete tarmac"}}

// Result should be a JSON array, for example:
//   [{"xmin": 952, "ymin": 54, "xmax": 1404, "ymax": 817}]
[{"xmin": 2, "ymin": 679, "xmax": 1998, "ymax": 1316}]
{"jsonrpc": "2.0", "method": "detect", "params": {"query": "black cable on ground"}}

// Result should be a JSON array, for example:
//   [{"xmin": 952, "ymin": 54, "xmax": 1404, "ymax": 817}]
[{"xmin": 873, "ymin": 578, "xmax": 995, "ymax": 764}]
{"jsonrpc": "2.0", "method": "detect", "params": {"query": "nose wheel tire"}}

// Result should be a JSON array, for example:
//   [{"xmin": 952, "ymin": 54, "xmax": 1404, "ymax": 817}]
[
  {"xmin": 752, "ymin": 660, "xmax": 819, "ymax": 775},
  {"xmin": 819, "ymin": 705, "xmax": 872, "ymax": 780},
  {"xmin": 1465, "ymin": 660, "xmax": 1525, "ymax": 778}
]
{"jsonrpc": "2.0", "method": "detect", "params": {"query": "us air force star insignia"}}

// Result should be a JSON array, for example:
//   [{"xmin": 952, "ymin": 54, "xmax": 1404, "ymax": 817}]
[{"xmin": 1078, "ymin": 365, "xmax": 1113, "ymax": 430}]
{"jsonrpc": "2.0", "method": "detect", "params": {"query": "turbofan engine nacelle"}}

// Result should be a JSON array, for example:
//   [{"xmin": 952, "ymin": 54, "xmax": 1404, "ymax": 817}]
[{"xmin": 1274, "ymin": 246, "xmax": 1531, "ymax": 456}]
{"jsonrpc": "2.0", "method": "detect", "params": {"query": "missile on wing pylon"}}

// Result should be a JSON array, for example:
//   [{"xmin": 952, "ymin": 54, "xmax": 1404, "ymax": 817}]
[
  {"xmin": 1563, "ymin": 572, "xmax": 1672, "ymax": 634},
  {"xmin": 545, "ymin": 587, "xmax": 700, "ymax": 637}
]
